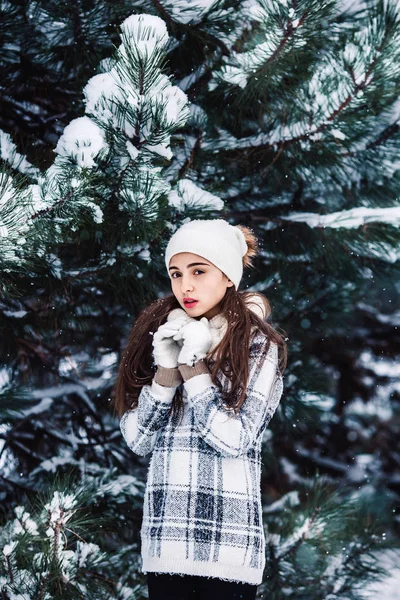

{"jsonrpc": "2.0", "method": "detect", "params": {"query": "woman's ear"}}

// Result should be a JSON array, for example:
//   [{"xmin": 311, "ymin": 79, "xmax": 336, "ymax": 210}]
[{"xmin": 224, "ymin": 274, "xmax": 234, "ymax": 288}]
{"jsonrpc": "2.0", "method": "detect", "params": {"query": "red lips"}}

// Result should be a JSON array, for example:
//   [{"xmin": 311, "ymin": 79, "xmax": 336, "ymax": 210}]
[{"xmin": 184, "ymin": 299, "xmax": 198, "ymax": 306}]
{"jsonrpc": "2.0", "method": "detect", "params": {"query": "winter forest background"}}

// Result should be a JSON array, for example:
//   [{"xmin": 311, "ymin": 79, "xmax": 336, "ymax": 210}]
[{"xmin": 0, "ymin": 0, "xmax": 399, "ymax": 598}]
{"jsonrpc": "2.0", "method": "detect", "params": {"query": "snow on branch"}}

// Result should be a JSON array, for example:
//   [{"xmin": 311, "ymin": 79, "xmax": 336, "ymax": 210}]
[
  {"xmin": 209, "ymin": 1, "xmax": 309, "ymax": 91},
  {"xmin": 83, "ymin": 13, "xmax": 189, "ymax": 162},
  {"xmin": 41, "ymin": 12, "xmax": 191, "ymax": 226},
  {"xmin": 1, "ymin": 13, "xmax": 194, "ymax": 273},
  {"xmin": 168, "ymin": 178, "xmax": 224, "ymax": 211},
  {"xmin": 0, "ymin": 174, "xmax": 40, "ymax": 272},
  {"xmin": 152, "ymin": 0, "xmax": 221, "ymax": 25},
  {"xmin": 1, "ymin": 490, "xmax": 107, "ymax": 595},
  {"xmin": 208, "ymin": 1, "xmax": 400, "ymax": 165},
  {"xmin": 54, "ymin": 117, "xmax": 109, "ymax": 170},
  {"xmin": 0, "ymin": 130, "xmax": 40, "ymax": 179},
  {"xmin": 282, "ymin": 206, "xmax": 400, "ymax": 229}
]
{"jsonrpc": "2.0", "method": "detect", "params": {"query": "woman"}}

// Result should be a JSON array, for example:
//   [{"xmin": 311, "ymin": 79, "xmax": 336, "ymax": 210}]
[{"xmin": 112, "ymin": 218, "xmax": 287, "ymax": 600}]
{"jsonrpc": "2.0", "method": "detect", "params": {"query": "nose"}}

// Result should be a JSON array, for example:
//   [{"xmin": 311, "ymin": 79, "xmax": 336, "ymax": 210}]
[{"xmin": 180, "ymin": 274, "xmax": 194, "ymax": 294}]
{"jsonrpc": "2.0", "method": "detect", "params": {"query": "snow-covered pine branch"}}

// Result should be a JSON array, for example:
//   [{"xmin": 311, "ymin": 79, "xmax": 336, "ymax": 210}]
[
  {"xmin": 208, "ymin": 0, "xmax": 334, "ymax": 92},
  {"xmin": 0, "ymin": 130, "xmax": 40, "ymax": 180},
  {"xmin": 0, "ymin": 13, "xmax": 194, "ymax": 273},
  {"xmin": 43, "ymin": 13, "xmax": 191, "ymax": 223},
  {"xmin": 281, "ymin": 206, "xmax": 400, "ymax": 263},
  {"xmin": 282, "ymin": 206, "xmax": 400, "ymax": 230},
  {"xmin": 1, "ymin": 490, "xmax": 109, "ymax": 596},
  {"xmin": 207, "ymin": 0, "xmax": 400, "ymax": 164},
  {"xmin": 0, "ymin": 173, "xmax": 40, "ymax": 273}
]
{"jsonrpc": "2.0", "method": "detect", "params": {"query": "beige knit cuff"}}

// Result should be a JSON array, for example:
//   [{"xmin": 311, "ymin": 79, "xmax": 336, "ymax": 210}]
[
  {"xmin": 178, "ymin": 359, "xmax": 211, "ymax": 381},
  {"xmin": 154, "ymin": 366, "xmax": 182, "ymax": 388}
]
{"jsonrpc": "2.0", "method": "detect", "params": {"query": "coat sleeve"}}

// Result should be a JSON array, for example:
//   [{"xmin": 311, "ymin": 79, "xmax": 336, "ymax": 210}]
[
  {"xmin": 182, "ymin": 333, "xmax": 283, "ymax": 458},
  {"xmin": 119, "ymin": 380, "xmax": 176, "ymax": 457}
]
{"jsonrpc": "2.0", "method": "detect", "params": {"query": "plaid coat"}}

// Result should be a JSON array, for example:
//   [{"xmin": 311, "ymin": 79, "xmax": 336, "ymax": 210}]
[{"xmin": 120, "ymin": 330, "xmax": 283, "ymax": 585}]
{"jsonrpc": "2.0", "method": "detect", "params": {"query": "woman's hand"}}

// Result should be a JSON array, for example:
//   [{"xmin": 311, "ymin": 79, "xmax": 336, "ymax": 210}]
[
  {"xmin": 152, "ymin": 315, "xmax": 194, "ymax": 369},
  {"xmin": 173, "ymin": 317, "xmax": 213, "ymax": 366},
  {"xmin": 152, "ymin": 312, "xmax": 197, "ymax": 369}
]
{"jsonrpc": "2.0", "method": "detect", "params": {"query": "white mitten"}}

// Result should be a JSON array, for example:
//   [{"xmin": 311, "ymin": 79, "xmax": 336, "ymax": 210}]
[
  {"xmin": 173, "ymin": 317, "xmax": 213, "ymax": 366},
  {"xmin": 152, "ymin": 313, "xmax": 195, "ymax": 368}
]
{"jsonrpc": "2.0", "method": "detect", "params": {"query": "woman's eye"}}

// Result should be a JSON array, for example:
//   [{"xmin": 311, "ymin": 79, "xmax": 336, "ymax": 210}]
[{"xmin": 171, "ymin": 270, "xmax": 204, "ymax": 278}]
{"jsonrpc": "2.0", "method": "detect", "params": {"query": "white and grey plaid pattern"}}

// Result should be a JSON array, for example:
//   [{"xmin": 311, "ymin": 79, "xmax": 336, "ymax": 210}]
[{"xmin": 120, "ymin": 332, "xmax": 283, "ymax": 585}]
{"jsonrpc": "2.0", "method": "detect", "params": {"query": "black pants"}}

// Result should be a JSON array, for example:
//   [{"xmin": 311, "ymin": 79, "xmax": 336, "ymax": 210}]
[{"xmin": 147, "ymin": 572, "xmax": 258, "ymax": 600}]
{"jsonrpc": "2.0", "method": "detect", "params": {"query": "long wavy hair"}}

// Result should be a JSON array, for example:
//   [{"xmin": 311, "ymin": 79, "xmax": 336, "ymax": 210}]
[{"xmin": 111, "ymin": 225, "xmax": 288, "ymax": 425}]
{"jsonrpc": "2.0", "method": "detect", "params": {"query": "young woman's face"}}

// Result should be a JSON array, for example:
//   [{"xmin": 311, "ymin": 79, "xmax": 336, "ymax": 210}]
[{"xmin": 169, "ymin": 252, "xmax": 234, "ymax": 319}]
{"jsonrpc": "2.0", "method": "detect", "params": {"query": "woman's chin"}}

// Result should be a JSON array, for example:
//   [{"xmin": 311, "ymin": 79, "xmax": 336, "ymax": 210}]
[{"xmin": 183, "ymin": 306, "xmax": 203, "ymax": 319}]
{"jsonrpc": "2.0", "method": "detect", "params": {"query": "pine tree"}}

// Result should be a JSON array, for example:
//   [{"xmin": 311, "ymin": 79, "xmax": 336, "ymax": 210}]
[{"xmin": 1, "ymin": 1, "xmax": 399, "ymax": 598}]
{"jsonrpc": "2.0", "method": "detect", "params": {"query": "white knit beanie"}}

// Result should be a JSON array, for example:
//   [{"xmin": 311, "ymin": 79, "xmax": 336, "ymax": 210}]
[{"xmin": 164, "ymin": 219, "xmax": 248, "ymax": 290}]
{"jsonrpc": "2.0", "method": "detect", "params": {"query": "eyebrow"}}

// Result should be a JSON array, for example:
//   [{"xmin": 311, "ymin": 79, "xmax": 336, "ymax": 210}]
[{"xmin": 169, "ymin": 262, "xmax": 210, "ymax": 271}]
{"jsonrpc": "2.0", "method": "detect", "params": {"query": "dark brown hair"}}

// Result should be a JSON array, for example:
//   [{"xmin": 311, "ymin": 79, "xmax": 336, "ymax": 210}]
[{"xmin": 111, "ymin": 225, "xmax": 288, "ymax": 424}]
